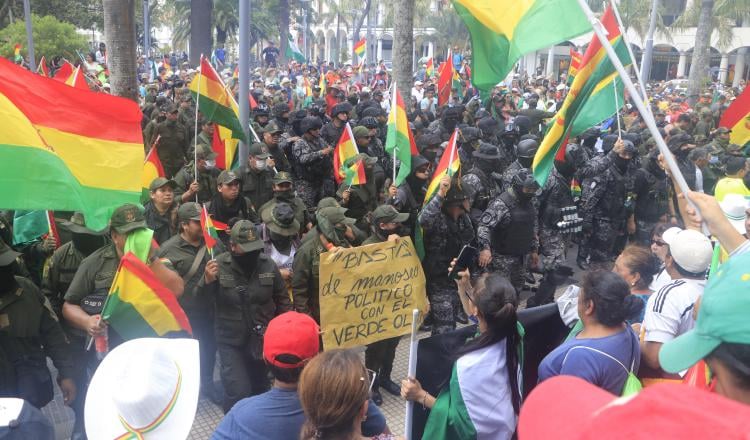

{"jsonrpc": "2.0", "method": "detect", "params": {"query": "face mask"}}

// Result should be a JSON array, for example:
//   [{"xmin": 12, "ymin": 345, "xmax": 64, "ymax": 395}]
[
  {"xmin": 554, "ymin": 160, "xmax": 575, "ymax": 179},
  {"xmin": 72, "ymin": 233, "xmax": 106, "ymax": 256},
  {"xmin": 232, "ymin": 250, "xmax": 261, "ymax": 273},
  {"xmin": 270, "ymin": 232, "xmax": 292, "ymax": 249},
  {"xmin": 518, "ymin": 157, "xmax": 533, "ymax": 168},
  {"xmin": 614, "ymin": 155, "xmax": 630, "ymax": 172},
  {"xmin": 444, "ymin": 118, "xmax": 458, "ymax": 131},
  {"xmin": 0, "ymin": 265, "xmax": 15, "ymax": 292},
  {"xmin": 516, "ymin": 190, "xmax": 534, "ymax": 203},
  {"xmin": 277, "ymin": 116, "xmax": 289, "ymax": 124},
  {"xmin": 422, "ymin": 150, "xmax": 437, "ymax": 162},
  {"xmin": 204, "ymin": 159, "xmax": 216, "ymax": 169},
  {"xmin": 255, "ymin": 159, "xmax": 268, "ymax": 170},
  {"xmin": 274, "ymin": 189, "xmax": 294, "ymax": 201}
]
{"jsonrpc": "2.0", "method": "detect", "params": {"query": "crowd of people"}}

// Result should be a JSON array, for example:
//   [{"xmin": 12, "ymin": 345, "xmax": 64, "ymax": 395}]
[{"xmin": 2, "ymin": 42, "xmax": 750, "ymax": 439}]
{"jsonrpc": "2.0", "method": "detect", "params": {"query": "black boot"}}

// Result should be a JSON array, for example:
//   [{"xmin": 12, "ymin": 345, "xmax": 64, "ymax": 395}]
[
  {"xmin": 371, "ymin": 384, "xmax": 383, "ymax": 406},
  {"xmin": 527, "ymin": 273, "xmax": 557, "ymax": 308},
  {"xmin": 455, "ymin": 308, "xmax": 469, "ymax": 325},
  {"xmin": 380, "ymin": 377, "xmax": 401, "ymax": 396}
]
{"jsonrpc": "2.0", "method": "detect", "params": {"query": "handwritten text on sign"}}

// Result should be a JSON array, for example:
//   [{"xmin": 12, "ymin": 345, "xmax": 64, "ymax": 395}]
[{"xmin": 319, "ymin": 237, "xmax": 428, "ymax": 350}]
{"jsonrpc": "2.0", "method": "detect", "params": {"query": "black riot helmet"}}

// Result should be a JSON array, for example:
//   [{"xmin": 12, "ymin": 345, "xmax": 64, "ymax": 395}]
[
  {"xmin": 300, "ymin": 116, "xmax": 323, "ymax": 134},
  {"xmin": 516, "ymin": 138, "xmax": 539, "ymax": 159}
]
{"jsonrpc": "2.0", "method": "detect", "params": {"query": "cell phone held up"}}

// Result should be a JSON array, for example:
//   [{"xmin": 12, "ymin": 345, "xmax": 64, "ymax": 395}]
[{"xmin": 448, "ymin": 245, "xmax": 477, "ymax": 280}]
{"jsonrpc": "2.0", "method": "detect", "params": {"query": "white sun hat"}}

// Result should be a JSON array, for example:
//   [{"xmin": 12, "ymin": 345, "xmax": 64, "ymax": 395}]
[
  {"xmin": 719, "ymin": 193, "xmax": 750, "ymax": 234},
  {"xmin": 85, "ymin": 338, "xmax": 200, "ymax": 440}
]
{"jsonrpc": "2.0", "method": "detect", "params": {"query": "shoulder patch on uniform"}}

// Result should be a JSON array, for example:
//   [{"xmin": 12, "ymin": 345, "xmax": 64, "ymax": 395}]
[{"xmin": 258, "ymin": 272, "xmax": 275, "ymax": 279}]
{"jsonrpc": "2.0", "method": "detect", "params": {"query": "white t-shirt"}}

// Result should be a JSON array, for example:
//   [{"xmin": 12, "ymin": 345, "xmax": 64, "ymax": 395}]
[
  {"xmin": 643, "ymin": 278, "xmax": 706, "ymax": 344},
  {"xmin": 411, "ymin": 87, "xmax": 424, "ymax": 102},
  {"xmin": 649, "ymin": 266, "xmax": 672, "ymax": 293}
]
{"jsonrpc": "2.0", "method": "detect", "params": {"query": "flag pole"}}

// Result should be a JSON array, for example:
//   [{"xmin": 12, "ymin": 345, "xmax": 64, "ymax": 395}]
[
  {"xmin": 610, "ymin": 0, "xmax": 650, "ymax": 104},
  {"xmin": 404, "ymin": 308, "xmax": 420, "ymax": 440},
  {"xmin": 390, "ymin": 81, "xmax": 398, "ymax": 185},
  {"xmin": 447, "ymin": 128, "xmax": 458, "ymax": 178},
  {"xmin": 613, "ymin": 77, "xmax": 622, "ymax": 137},
  {"xmin": 574, "ymin": 0, "xmax": 709, "ymax": 235},
  {"xmin": 194, "ymin": 56, "xmax": 203, "ymax": 202}
]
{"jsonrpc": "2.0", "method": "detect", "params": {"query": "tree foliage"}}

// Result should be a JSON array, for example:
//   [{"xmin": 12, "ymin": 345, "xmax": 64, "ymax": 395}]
[
  {"xmin": 0, "ymin": 14, "xmax": 88, "ymax": 61},
  {"xmin": 0, "ymin": 0, "xmax": 102, "ymax": 30}
]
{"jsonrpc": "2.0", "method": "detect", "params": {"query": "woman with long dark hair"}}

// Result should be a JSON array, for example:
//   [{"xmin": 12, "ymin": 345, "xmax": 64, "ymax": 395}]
[{"xmin": 401, "ymin": 271, "xmax": 522, "ymax": 439}]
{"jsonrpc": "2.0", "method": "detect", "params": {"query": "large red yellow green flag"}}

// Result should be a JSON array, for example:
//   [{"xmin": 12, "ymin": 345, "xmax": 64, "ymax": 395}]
[
  {"xmin": 102, "ymin": 252, "xmax": 192, "ymax": 340},
  {"xmin": 189, "ymin": 57, "xmax": 247, "ymax": 143},
  {"xmin": 0, "ymin": 57, "xmax": 142, "ymax": 231},
  {"xmin": 719, "ymin": 86, "xmax": 749, "ymax": 148},
  {"xmin": 452, "ymin": 0, "xmax": 590, "ymax": 94},
  {"xmin": 385, "ymin": 84, "xmax": 419, "ymax": 186},
  {"xmin": 333, "ymin": 123, "xmax": 360, "ymax": 184},
  {"xmin": 532, "ymin": 5, "xmax": 632, "ymax": 185}
]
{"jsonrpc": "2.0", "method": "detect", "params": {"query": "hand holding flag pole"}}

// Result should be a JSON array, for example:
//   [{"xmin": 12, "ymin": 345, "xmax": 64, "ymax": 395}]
[{"xmin": 574, "ymin": 0, "xmax": 709, "ymax": 236}]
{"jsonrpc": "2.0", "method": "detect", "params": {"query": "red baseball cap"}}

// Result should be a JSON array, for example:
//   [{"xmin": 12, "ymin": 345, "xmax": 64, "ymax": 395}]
[
  {"xmin": 519, "ymin": 376, "xmax": 750, "ymax": 440},
  {"xmin": 263, "ymin": 312, "xmax": 320, "ymax": 368}
]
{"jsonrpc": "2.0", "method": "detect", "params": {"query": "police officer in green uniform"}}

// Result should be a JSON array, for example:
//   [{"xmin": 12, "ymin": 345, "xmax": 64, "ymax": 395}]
[
  {"xmin": 63, "ymin": 204, "xmax": 183, "ymax": 363},
  {"xmin": 143, "ymin": 104, "xmax": 167, "ymax": 152},
  {"xmin": 0, "ymin": 239, "xmax": 77, "ymax": 409},
  {"xmin": 258, "ymin": 171, "xmax": 312, "ymax": 232},
  {"xmin": 174, "ymin": 143, "xmax": 221, "ymax": 204},
  {"xmin": 40, "ymin": 212, "xmax": 105, "ymax": 438},
  {"xmin": 291, "ymin": 207, "xmax": 357, "ymax": 323},
  {"xmin": 143, "ymin": 177, "xmax": 179, "ymax": 245},
  {"xmin": 337, "ymin": 153, "xmax": 379, "ymax": 232},
  {"xmin": 153, "ymin": 104, "xmax": 190, "ymax": 178},
  {"xmin": 203, "ymin": 220, "xmax": 291, "ymax": 412},
  {"xmin": 361, "ymin": 205, "xmax": 410, "ymax": 405},
  {"xmin": 158, "ymin": 203, "xmax": 224, "ymax": 404},
  {"xmin": 239, "ymin": 143, "xmax": 276, "ymax": 209},
  {"xmin": 262, "ymin": 122, "xmax": 291, "ymax": 172}
]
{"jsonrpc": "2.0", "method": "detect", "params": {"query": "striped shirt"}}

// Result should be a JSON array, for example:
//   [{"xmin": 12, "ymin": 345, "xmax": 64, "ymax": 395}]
[{"xmin": 643, "ymin": 278, "xmax": 706, "ymax": 344}]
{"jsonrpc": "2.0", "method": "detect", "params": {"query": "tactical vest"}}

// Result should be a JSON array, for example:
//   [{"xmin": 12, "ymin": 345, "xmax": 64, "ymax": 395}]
[
  {"xmin": 491, "ymin": 192, "xmax": 535, "ymax": 255},
  {"xmin": 598, "ymin": 168, "xmax": 629, "ymax": 220},
  {"xmin": 635, "ymin": 168, "xmax": 669, "ymax": 223}
]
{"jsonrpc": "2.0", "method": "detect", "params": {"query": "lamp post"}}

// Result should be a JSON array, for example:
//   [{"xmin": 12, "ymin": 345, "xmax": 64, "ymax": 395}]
[
  {"xmin": 23, "ymin": 0, "xmax": 35, "ymax": 68},
  {"xmin": 238, "ymin": 0, "xmax": 250, "ymax": 161},
  {"xmin": 641, "ymin": 0, "xmax": 659, "ymax": 82}
]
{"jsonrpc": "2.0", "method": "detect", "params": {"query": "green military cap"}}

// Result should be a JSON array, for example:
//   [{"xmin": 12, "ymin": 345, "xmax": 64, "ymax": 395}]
[
  {"xmin": 263, "ymin": 121, "xmax": 284, "ymax": 134},
  {"xmin": 318, "ymin": 207, "xmax": 356, "ymax": 226},
  {"xmin": 715, "ymin": 127, "xmax": 731, "ymax": 135},
  {"xmin": 62, "ymin": 212, "xmax": 104, "ymax": 235},
  {"xmin": 196, "ymin": 143, "xmax": 218, "ymax": 160},
  {"xmin": 177, "ymin": 202, "xmax": 202, "ymax": 222},
  {"xmin": 371, "ymin": 205, "xmax": 409, "ymax": 224},
  {"xmin": 272, "ymin": 171, "xmax": 294, "ymax": 185},
  {"xmin": 109, "ymin": 204, "xmax": 147, "ymax": 234},
  {"xmin": 249, "ymin": 142, "xmax": 270, "ymax": 159},
  {"xmin": 149, "ymin": 177, "xmax": 177, "ymax": 192},
  {"xmin": 146, "ymin": 84, "xmax": 158, "ymax": 91},
  {"xmin": 0, "ymin": 239, "xmax": 21, "ymax": 266},
  {"xmin": 317, "ymin": 197, "xmax": 341, "ymax": 209},
  {"xmin": 218, "ymin": 170, "xmax": 241, "ymax": 185},
  {"xmin": 164, "ymin": 103, "xmax": 179, "ymax": 114},
  {"xmin": 180, "ymin": 95, "xmax": 193, "ymax": 103},
  {"xmin": 262, "ymin": 202, "xmax": 300, "ymax": 236},
  {"xmin": 352, "ymin": 126, "xmax": 371, "ymax": 139},
  {"xmin": 694, "ymin": 134, "xmax": 708, "ymax": 145},
  {"xmin": 344, "ymin": 152, "xmax": 377, "ymax": 168},
  {"xmin": 230, "ymin": 220, "xmax": 264, "ymax": 252}
]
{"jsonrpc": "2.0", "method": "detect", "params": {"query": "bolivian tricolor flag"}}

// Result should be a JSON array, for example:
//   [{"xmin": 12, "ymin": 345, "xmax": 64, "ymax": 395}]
[
  {"xmin": 425, "ymin": 58, "xmax": 434, "ymax": 78},
  {"xmin": 53, "ymin": 60, "xmax": 75, "ymax": 81},
  {"xmin": 102, "ymin": 252, "xmax": 192, "ymax": 340},
  {"xmin": 212, "ymin": 123, "xmax": 240, "ymax": 170},
  {"xmin": 142, "ymin": 145, "xmax": 165, "ymax": 202},
  {"xmin": 719, "ymin": 86, "xmax": 749, "ymax": 149},
  {"xmin": 385, "ymin": 84, "xmax": 419, "ymax": 186},
  {"xmin": 333, "ymin": 123, "xmax": 360, "ymax": 184},
  {"xmin": 0, "ymin": 57, "xmax": 142, "ymax": 231},
  {"xmin": 200, "ymin": 205, "xmax": 220, "ymax": 252},
  {"xmin": 64, "ymin": 66, "xmax": 89, "ymax": 90},
  {"xmin": 354, "ymin": 38, "xmax": 366, "ymax": 59},
  {"xmin": 424, "ymin": 128, "xmax": 461, "ymax": 205},
  {"xmin": 189, "ymin": 57, "xmax": 247, "ymax": 143},
  {"xmin": 532, "ymin": 5, "xmax": 631, "ymax": 185},
  {"xmin": 13, "ymin": 44, "xmax": 21, "ymax": 62},
  {"xmin": 343, "ymin": 160, "xmax": 367, "ymax": 186},
  {"xmin": 452, "ymin": 0, "xmax": 590, "ymax": 93},
  {"xmin": 567, "ymin": 47, "xmax": 583, "ymax": 86},
  {"xmin": 37, "ymin": 56, "xmax": 49, "ymax": 77}
]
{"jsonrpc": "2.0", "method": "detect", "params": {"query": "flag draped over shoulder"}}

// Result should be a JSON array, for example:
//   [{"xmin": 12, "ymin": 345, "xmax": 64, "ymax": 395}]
[
  {"xmin": 333, "ymin": 123, "xmax": 360, "ymax": 184},
  {"xmin": 0, "ymin": 57, "xmax": 142, "ymax": 231},
  {"xmin": 189, "ymin": 57, "xmax": 247, "ymax": 143},
  {"xmin": 385, "ymin": 85, "xmax": 419, "ymax": 186},
  {"xmin": 452, "ymin": 0, "xmax": 591, "ymax": 93},
  {"xmin": 719, "ymin": 86, "xmax": 750, "ymax": 148},
  {"xmin": 102, "ymin": 252, "xmax": 192, "ymax": 340},
  {"xmin": 532, "ymin": 6, "xmax": 632, "ymax": 185},
  {"xmin": 142, "ymin": 146, "xmax": 165, "ymax": 202}
]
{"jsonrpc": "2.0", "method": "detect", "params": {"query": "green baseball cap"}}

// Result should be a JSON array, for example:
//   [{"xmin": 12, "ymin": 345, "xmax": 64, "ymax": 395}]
[
  {"xmin": 196, "ymin": 143, "xmax": 218, "ymax": 160},
  {"xmin": 659, "ymin": 252, "xmax": 750, "ymax": 373},
  {"xmin": 177, "ymin": 202, "xmax": 202, "ymax": 222},
  {"xmin": 0, "ymin": 239, "xmax": 21, "ymax": 266},
  {"xmin": 318, "ymin": 207, "xmax": 356, "ymax": 226},
  {"xmin": 109, "ymin": 203, "xmax": 147, "ymax": 234},
  {"xmin": 249, "ymin": 142, "xmax": 271, "ymax": 159},
  {"xmin": 352, "ymin": 126, "xmax": 370, "ymax": 139},
  {"xmin": 149, "ymin": 177, "xmax": 177, "ymax": 192},
  {"xmin": 371, "ymin": 205, "xmax": 409, "ymax": 224},
  {"xmin": 272, "ymin": 171, "xmax": 294, "ymax": 185},
  {"xmin": 263, "ymin": 121, "xmax": 284, "ymax": 134},
  {"xmin": 217, "ymin": 170, "xmax": 241, "ymax": 185},
  {"xmin": 230, "ymin": 220, "xmax": 264, "ymax": 253}
]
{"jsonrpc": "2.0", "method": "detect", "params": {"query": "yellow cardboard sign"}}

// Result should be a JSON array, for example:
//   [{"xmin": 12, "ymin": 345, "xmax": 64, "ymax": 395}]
[{"xmin": 319, "ymin": 237, "xmax": 428, "ymax": 350}]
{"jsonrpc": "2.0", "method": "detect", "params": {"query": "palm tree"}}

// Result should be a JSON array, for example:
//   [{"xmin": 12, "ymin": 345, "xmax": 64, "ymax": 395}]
[
  {"xmin": 685, "ymin": 0, "xmax": 714, "ymax": 104},
  {"xmin": 103, "ymin": 0, "xmax": 138, "ymax": 101},
  {"xmin": 392, "ymin": 0, "xmax": 414, "ymax": 99},
  {"xmin": 190, "ymin": 0, "xmax": 213, "ymax": 65}
]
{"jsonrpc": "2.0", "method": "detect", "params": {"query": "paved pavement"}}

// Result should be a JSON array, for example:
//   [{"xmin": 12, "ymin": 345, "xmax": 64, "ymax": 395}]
[{"xmin": 43, "ymin": 247, "xmax": 582, "ymax": 439}]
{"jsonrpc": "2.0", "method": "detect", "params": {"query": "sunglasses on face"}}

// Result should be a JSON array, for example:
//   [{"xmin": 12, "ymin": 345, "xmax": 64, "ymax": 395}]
[{"xmin": 651, "ymin": 239, "xmax": 667, "ymax": 247}]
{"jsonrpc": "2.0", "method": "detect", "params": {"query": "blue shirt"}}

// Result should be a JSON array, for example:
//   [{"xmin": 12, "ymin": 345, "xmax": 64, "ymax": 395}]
[
  {"xmin": 212, "ymin": 387, "xmax": 386, "ymax": 440},
  {"xmin": 538, "ymin": 327, "xmax": 640, "ymax": 395}
]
